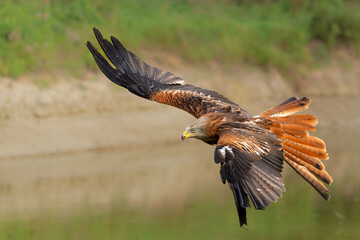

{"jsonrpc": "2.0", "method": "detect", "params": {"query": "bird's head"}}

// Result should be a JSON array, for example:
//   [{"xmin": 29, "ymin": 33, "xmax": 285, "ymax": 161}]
[{"xmin": 181, "ymin": 117, "xmax": 208, "ymax": 141}]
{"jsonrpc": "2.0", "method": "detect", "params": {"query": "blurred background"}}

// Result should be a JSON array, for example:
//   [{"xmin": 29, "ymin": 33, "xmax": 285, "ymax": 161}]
[{"xmin": 0, "ymin": 0, "xmax": 359, "ymax": 239}]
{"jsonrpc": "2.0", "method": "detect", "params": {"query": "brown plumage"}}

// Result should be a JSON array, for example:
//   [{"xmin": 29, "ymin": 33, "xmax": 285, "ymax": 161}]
[{"xmin": 86, "ymin": 28, "xmax": 332, "ymax": 227}]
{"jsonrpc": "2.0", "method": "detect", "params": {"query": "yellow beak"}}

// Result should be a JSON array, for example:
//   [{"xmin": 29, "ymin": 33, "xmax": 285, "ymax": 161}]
[{"xmin": 181, "ymin": 131, "xmax": 194, "ymax": 141}]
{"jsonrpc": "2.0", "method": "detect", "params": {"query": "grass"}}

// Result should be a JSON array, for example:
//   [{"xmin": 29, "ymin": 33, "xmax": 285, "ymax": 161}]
[{"xmin": 0, "ymin": 0, "xmax": 360, "ymax": 77}]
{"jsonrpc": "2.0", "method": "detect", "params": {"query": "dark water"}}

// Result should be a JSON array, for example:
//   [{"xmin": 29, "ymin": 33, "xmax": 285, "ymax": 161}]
[{"xmin": 0, "ymin": 127, "xmax": 359, "ymax": 240}]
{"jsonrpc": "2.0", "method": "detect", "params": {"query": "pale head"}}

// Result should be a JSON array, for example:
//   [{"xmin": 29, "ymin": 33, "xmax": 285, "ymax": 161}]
[{"xmin": 181, "ymin": 116, "xmax": 208, "ymax": 141}]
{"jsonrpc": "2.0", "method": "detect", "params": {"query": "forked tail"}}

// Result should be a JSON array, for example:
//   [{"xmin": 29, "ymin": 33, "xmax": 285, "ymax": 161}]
[{"xmin": 255, "ymin": 97, "xmax": 333, "ymax": 200}]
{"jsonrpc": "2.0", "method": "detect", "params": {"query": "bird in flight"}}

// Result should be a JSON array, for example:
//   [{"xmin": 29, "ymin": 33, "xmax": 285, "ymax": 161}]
[{"xmin": 86, "ymin": 28, "xmax": 332, "ymax": 227}]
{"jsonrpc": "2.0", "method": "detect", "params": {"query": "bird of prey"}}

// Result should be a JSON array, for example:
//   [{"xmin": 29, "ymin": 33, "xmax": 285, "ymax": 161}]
[{"xmin": 86, "ymin": 28, "xmax": 332, "ymax": 227}]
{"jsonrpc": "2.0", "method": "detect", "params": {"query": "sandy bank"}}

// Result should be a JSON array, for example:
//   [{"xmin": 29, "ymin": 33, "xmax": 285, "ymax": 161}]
[{"xmin": 0, "ymin": 56, "xmax": 359, "ymax": 159}]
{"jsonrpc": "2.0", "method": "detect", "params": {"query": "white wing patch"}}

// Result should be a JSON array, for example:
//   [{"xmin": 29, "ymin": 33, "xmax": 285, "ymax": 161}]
[
  {"xmin": 215, "ymin": 145, "xmax": 235, "ymax": 164},
  {"xmin": 219, "ymin": 145, "xmax": 234, "ymax": 160},
  {"xmin": 171, "ymin": 79, "xmax": 185, "ymax": 85},
  {"xmin": 255, "ymin": 145, "xmax": 268, "ymax": 157}
]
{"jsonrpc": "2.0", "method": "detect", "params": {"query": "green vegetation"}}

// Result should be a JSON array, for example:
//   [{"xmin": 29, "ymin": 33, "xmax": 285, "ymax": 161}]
[{"xmin": 1, "ymin": 0, "xmax": 360, "ymax": 77}]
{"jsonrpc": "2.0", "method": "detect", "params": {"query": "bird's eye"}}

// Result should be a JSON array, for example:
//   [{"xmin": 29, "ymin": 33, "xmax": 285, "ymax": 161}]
[{"xmin": 190, "ymin": 129, "xmax": 195, "ymax": 133}]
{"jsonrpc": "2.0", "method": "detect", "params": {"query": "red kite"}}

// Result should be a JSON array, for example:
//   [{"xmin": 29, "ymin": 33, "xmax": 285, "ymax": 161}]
[{"xmin": 86, "ymin": 28, "xmax": 332, "ymax": 227}]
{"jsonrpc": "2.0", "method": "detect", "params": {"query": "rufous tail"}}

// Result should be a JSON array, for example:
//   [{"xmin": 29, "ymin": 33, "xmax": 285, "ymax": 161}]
[{"xmin": 254, "ymin": 97, "xmax": 332, "ymax": 200}]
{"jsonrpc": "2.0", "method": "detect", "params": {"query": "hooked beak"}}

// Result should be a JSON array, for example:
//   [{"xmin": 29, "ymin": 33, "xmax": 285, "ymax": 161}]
[{"xmin": 181, "ymin": 131, "xmax": 194, "ymax": 141}]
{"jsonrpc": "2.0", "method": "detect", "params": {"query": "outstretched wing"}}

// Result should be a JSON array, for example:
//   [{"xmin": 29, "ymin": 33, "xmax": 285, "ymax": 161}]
[
  {"xmin": 214, "ymin": 123, "xmax": 285, "ymax": 226},
  {"xmin": 86, "ymin": 28, "xmax": 248, "ymax": 119}
]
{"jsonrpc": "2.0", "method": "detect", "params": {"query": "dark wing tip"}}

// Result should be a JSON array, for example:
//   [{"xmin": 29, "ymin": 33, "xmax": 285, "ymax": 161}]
[
  {"xmin": 110, "ymin": 35, "xmax": 126, "ymax": 51},
  {"xmin": 85, "ymin": 37, "xmax": 125, "ymax": 87},
  {"xmin": 93, "ymin": 27, "xmax": 104, "ymax": 45},
  {"xmin": 93, "ymin": 27, "xmax": 101, "ymax": 37},
  {"xmin": 231, "ymin": 183, "xmax": 250, "ymax": 227},
  {"xmin": 86, "ymin": 41, "xmax": 100, "ymax": 59},
  {"xmin": 85, "ymin": 41, "xmax": 95, "ymax": 52},
  {"xmin": 239, "ymin": 206, "xmax": 247, "ymax": 227},
  {"xmin": 323, "ymin": 192, "xmax": 330, "ymax": 201}
]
